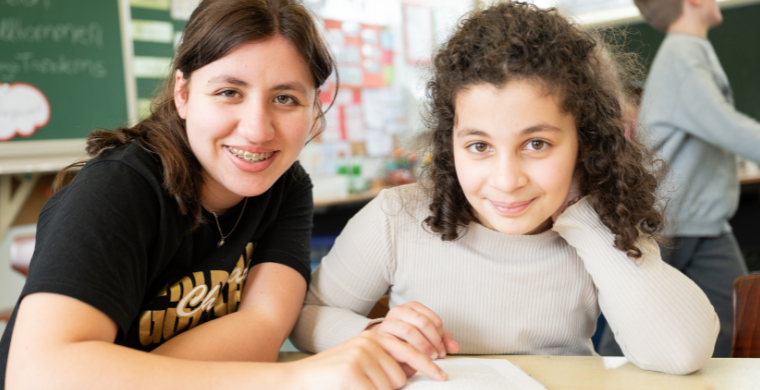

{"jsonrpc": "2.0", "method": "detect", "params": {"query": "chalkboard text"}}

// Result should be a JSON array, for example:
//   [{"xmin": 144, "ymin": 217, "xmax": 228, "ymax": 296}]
[
  {"xmin": 0, "ymin": 52, "xmax": 107, "ymax": 80},
  {"xmin": 2, "ymin": 0, "xmax": 51, "ymax": 8},
  {"xmin": 0, "ymin": 18, "xmax": 103, "ymax": 46}
]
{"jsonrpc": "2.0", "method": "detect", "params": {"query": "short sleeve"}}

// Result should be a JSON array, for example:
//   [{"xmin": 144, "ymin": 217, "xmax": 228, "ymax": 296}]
[
  {"xmin": 22, "ymin": 160, "xmax": 160, "ymax": 335},
  {"xmin": 252, "ymin": 163, "xmax": 313, "ymax": 284}
]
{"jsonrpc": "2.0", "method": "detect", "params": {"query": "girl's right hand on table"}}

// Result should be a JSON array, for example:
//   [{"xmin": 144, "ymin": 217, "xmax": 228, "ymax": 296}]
[
  {"xmin": 367, "ymin": 301, "xmax": 459, "ymax": 360},
  {"xmin": 288, "ymin": 330, "xmax": 447, "ymax": 390}
]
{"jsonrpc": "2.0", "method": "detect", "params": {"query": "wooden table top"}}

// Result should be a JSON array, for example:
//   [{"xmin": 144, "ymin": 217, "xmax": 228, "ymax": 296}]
[{"xmin": 278, "ymin": 352, "xmax": 760, "ymax": 390}]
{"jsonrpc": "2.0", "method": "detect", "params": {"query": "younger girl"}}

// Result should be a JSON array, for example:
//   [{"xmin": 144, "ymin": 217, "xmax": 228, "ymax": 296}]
[
  {"xmin": 1, "ymin": 0, "xmax": 444, "ymax": 389},
  {"xmin": 291, "ymin": 1, "xmax": 719, "ymax": 375}
]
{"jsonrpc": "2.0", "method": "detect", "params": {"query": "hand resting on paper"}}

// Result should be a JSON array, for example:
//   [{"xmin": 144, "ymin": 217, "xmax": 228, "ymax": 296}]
[
  {"xmin": 290, "ymin": 330, "xmax": 448, "ymax": 390},
  {"xmin": 367, "ymin": 301, "xmax": 460, "ymax": 361}
]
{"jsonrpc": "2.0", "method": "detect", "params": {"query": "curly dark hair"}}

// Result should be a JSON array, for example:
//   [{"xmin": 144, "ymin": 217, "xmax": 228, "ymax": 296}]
[{"xmin": 420, "ymin": 1, "xmax": 666, "ymax": 258}]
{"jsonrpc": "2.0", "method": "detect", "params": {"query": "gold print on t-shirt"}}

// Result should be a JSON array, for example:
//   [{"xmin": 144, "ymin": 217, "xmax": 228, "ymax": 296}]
[{"xmin": 138, "ymin": 242, "xmax": 255, "ymax": 346}]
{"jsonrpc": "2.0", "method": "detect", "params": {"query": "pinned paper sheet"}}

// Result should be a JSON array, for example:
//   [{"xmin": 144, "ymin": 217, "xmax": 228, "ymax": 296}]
[
  {"xmin": 171, "ymin": 0, "xmax": 202, "ymax": 20},
  {"xmin": 364, "ymin": 128, "xmax": 393, "ymax": 157},
  {"xmin": 131, "ymin": 20, "xmax": 174, "ymax": 43},
  {"xmin": 133, "ymin": 56, "xmax": 172, "ymax": 79},
  {"xmin": 130, "ymin": 0, "xmax": 170, "ymax": 10},
  {"xmin": 404, "ymin": 358, "xmax": 547, "ymax": 390}
]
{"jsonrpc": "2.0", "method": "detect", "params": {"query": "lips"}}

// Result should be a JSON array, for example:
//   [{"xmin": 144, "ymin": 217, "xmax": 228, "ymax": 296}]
[
  {"xmin": 224, "ymin": 145, "xmax": 278, "ymax": 173},
  {"xmin": 225, "ymin": 146, "xmax": 274, "ymax": 163},
  {"xmin": 489, "ymin": 197, "xmax": 537, "ymax": 215}
]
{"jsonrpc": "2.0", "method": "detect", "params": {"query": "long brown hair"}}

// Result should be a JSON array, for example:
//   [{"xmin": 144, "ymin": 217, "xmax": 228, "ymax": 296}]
[
  {"xmin": 55, "ymin": 0, "xmax": 336, "ymax": 230},
  {"xmin": 420, "ymin": 1, "xmax": 666, "ymax": 258}
]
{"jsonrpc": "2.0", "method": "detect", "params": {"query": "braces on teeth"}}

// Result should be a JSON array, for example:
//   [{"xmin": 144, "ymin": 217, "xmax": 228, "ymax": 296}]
[{"xmin": 227, "ymin": 147, "xmax": 273, "ymax": 163}]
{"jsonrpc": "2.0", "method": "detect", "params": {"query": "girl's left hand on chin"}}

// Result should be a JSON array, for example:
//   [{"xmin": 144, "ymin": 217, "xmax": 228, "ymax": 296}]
[{"xmin": 551, "ymin": 172, "xmax": 583, "ymax": 222}]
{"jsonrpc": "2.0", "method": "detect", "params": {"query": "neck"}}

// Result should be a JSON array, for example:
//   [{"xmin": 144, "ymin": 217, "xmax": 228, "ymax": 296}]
[
  {"xmin": 526, "ymin": 217, "xmax": 553, "ymax": 235},
  {"xmin": 201, "ymin": 185, "xmax": 244, "ymax": 216},
  {"xmin": 667, "ymin": 7, "xmax": 709, "ymax": 39}
]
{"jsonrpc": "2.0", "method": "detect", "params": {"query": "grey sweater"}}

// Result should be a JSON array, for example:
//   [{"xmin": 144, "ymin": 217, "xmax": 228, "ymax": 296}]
[
  {"xmin": 291, "ymin": 184, "xmax": 719, "ymax": 375},
  {"xmin": 640, "ymin": 33, "xmax": 760, "ymax": 236}
]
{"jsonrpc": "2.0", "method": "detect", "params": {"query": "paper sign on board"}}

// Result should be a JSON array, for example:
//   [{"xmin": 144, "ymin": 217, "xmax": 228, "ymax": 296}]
[{"xmin": 0, "ymin": 82, "xmax": 51, "ymax": 141}]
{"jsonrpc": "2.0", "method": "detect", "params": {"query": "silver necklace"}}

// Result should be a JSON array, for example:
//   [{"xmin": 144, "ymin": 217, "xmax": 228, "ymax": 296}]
[{"xmin": 207, "ymin": 197, "xmax": 248, "ymax": 248}]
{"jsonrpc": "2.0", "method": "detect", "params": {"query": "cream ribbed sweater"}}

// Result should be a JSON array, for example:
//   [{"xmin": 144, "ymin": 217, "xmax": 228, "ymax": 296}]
[{"xmin": 291, "ymin": 184, "xmax": 719, "ymax": 375}]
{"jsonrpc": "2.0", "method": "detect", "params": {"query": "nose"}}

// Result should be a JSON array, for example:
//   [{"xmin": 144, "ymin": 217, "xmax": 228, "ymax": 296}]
[
  {"xmin": 488, "ymin": 154, "xmax": 528, "ymax": 193},
  {"xmin": 237, "ymin": 97, "xmax": 275, "ymax": 143}
]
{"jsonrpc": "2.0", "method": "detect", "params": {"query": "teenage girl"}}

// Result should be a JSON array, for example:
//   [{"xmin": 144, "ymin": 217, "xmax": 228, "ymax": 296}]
[
  {"xmin": 291, "ymin": 1, "xmax": 719, "ymax": 376},
  {"xmin": 0, "ymin": 1, "xmax": 445, "ymax": 389}
]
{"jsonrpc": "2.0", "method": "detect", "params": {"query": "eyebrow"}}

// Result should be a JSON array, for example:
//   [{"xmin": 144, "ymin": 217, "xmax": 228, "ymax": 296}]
[
  {"xmin": 271, "ymin": 82, "xmax": 308, "ymax": 95},
  {"xmin": 208, "ymin": 75, "xmax": 248, "ymax": 87},
  {"xmin": 455, "ymin": 124, "xmax": 563, "ymax": 138},
  {"xmin": 206, "ymin": 77, "xmax": 309, "ymax": 95}
]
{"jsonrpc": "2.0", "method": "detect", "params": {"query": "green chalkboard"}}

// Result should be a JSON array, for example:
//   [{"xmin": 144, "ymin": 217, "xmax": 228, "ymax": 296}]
[
  {"xmin": 616, "ymin": 3, "xmax": 760, "ymax": 120},
  {"xmin": 0, "ymin": 0, "xmax": 128, "ymax": 142},
  {"xmin": 130, "ymin": 4, "xmax": 187, "ymax": 120}
]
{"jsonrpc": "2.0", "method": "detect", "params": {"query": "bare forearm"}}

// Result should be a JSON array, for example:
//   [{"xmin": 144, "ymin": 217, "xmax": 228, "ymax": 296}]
[
  {"xmin": 7, "ymin": 340, "xmax": 291, "ymax": 390},
  {"xmin": 151, "ymin": 309, "xmax": 285, "ymax": 362}
]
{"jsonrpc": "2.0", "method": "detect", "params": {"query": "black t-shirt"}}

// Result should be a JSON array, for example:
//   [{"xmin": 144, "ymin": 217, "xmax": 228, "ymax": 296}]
[{"xmin": 0, "ymin": 142, "xmax": 312, "ymax": 381}]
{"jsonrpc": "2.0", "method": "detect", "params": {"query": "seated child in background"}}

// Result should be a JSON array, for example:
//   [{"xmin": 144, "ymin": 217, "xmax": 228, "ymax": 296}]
[{"xmin": 291, "ymin": 1, "xmax": 719, "ymax": 375}]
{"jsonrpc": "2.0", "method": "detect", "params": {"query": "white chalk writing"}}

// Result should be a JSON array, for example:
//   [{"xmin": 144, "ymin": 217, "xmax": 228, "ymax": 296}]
[
  {"xmin": 0, "ymin": 18, "xmax": 103, "ymax": 46},
  {"xmin": 0, "ymin": 52, "xmax": 107, "ymax": 79}
]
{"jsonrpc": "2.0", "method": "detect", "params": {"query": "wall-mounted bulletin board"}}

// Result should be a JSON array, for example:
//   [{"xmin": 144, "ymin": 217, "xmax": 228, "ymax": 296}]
[{"xmin": 0, "ymin": 0, "xmax": 135, "ymax": 175}]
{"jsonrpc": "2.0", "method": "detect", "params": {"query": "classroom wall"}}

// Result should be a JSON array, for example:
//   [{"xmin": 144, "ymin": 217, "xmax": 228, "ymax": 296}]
[{"xmin": 3, "ymin": 0, "xmax": 759, "ymax": 333}]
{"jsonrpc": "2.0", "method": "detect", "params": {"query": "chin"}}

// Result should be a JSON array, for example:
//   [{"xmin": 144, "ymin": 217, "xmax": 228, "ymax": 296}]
[
  {"xmin": 489, "ymin": 217, "xmax": 552, "ymax": 236},
  {"xmin": 490, "ymin": 222, "xmax": 537, "ymax": 236},
  {"xmin": 227, "ymin": 180, "xmax": 274, "ymax": 198}
]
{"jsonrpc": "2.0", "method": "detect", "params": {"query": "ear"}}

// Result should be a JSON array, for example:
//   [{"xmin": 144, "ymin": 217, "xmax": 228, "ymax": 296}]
[{"xmin": 174, "ymin": 70, "xmax": 188, "ymax": 120}]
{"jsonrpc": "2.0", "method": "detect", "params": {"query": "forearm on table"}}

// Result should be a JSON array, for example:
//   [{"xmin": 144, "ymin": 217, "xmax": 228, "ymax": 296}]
[
  {"xmin": 554, "ymin": 200, "xmax": 718, "ymax": 373},
  {"xmin": 7, "ymin": 340, "xmax": 292, "ymax": 390},
  {"xmin": 291, "ymin": 251, "xmax": 392, "ymax": 352},
  {"xmin": 151, "ymin": 307, "xmax": 288, "ymax": 362},
  {"xmin": 151, "ymin": 262, "xmax": 305, "ymax": 362},
  {"xmin": 596, "ymin": 260, "xmax": 718, "ymax": 374}
]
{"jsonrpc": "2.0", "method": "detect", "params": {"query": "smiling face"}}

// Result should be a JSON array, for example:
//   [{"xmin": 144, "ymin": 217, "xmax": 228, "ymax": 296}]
[
  {"xmin": 174, "ymin": 35, "xmax": 317, "ymax": 212},
  {"xmin": 453, "ymin": 79, "xmax": 578, "ymax": 235}
]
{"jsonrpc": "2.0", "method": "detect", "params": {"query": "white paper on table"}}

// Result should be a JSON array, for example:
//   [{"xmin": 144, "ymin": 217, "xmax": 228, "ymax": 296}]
[{"xmin": 403, "ymin": 358, "xmax": 547, "ymax": 390}]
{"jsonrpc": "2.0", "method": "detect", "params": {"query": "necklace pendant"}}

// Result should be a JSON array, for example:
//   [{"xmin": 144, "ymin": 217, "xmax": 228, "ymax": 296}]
[{"xmin": 217, "ymin": 239, "xmax": 224, "ymax": 248}]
